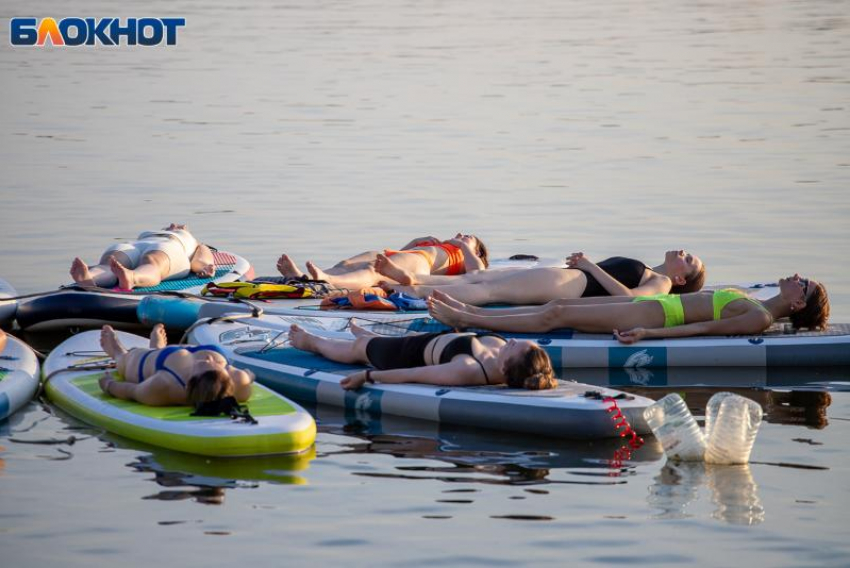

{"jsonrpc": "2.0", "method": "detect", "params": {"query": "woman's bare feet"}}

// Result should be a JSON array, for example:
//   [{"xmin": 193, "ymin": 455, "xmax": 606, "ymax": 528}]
[
  {"xmin": 349, "ymin": 321, "xmax": 379, "ymax": 338},
  {"xmin": 427, "ymin": 296, "xmax": 468, "ymax": 329},
  {"xmin": 305, "ymin": 261, "xmax": 330, "ymax": 282},
  {"xmin": 100, "ymin": 325, "xmax": 128, "ymax": 358},
  {"xmin": 374, "ymin": 253, "xmax": 415, "ymax": 286},
  {"xmin": 149, "ymin": 323, "xmax": 168, "ymax": 349},
  {"xmin": 70, "ymin": 257, "xmax": 96, "ymax": 286},
  {"xmin": 276, "ymin": 254, "xmax": 304, "ymax": 278},
  {"xmin": 109, "ymin": 257, "xmax": 135, "ymax": 289},
  {"xmin": 288, "ymin": 324, "xmax": 318, "ymax": 352}
]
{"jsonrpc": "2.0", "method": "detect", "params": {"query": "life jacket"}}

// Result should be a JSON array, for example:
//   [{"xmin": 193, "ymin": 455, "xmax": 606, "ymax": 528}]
[{"xmin": 201, "ymin": 280, "xmax": 327, "ymax": 300}]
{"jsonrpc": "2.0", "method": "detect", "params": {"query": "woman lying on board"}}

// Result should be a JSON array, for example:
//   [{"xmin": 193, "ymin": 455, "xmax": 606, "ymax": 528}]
[
  {"xmin": 380, "ymin": 250, "xmax": 705, "ymax": 305},
  {"xmin": 426, "ymin": 275, "xmax": 829, "ymax": 343},
  {"xmin": 98, "ymin": 324, "xmax": 253, "ymax": 409},
  {"xmin": 288, "ymin": 323, "xmax": 557, "ymax": 391},
  {"xmin": 276, "ymin": 233, "xmax": 489, "ymax": 289},
  {"xmin": 70, "ymin": 224, "xmax": 216, "ymax": 290}
]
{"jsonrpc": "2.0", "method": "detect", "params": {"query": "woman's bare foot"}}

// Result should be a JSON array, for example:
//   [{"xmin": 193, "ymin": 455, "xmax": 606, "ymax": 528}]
[
  {"xmin": 349, "ymin": 321, "xmax": 379, "ymax": 338},
  {"xmin": 276, "ymin": 254, "xmax": 304, "ymax": 278},
  {"xmin": 288, "ymin": 324, "xmax": 318, "ymax": 352},
  {"xmin": 306, "ymin": 261, "xmax": 330, "ymax": 282},
  {"xmin": 70, "ymin": 257, "xmax": 96, "ymax": 286},
  {"xmin": 427, "ymin": 297, "xmax": 468, "ymax": 329},
  {"xmin": 100, "ymin": 325, "xmax": 128, "ymax": 358},
  {"xmin": 109, "ymin": 257, "xmax": 135, "ymax": 289},
  {"xmin": 374, "ymin": 254, "xmax": 415, "ymax": 286},
  {"xmin": 149, "ymin": 323, "xmax": 167, "ymax": 349}
]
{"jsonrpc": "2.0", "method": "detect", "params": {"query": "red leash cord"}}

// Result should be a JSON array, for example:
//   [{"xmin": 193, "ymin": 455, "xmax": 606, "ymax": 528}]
[{"xmin": 604, "ymin": 397, "xmax": 645, "ymax": 471}]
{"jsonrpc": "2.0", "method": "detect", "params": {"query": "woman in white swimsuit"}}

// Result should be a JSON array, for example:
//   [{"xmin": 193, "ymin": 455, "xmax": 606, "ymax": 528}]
[{"xmin": 69, "ymin": 223, "xmax": 216, "ymax": 290}]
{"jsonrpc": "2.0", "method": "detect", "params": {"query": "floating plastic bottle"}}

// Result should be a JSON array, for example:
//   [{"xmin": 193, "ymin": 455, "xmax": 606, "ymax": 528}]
[
  {"xmin": 704, "ymin": 391, "xmax": 734, "ymax": 441},
  {"xmin": 643, "ymin": 393, "xmax": 706, "ymax": 462},
  {"xmin": 704, "ymin": 393, "xmax": 763, "ymax": 465}
]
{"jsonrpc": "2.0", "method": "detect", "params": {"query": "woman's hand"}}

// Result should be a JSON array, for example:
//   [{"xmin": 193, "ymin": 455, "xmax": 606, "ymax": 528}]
[
  {"xmin": 614, "ymin": 328, "xmax": 647, "ymax": 344},
  {"xmin": 566, "ymin": 252, "xmax": 594, "ymax": 270},
  {"xmin": 165, "ymin": 223, "xmax": 187, "ymax": 231},
  {"xmin": 340, "ymin": 370, "xmax": 370, "ymax": 390},
  {"xmin": 196, "ymin": 263, "xmax": 216, "ymax": 278}
]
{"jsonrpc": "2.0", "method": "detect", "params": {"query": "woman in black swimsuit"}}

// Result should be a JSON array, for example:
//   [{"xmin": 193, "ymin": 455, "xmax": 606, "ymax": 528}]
[
  {"xmin": 287, "ymin": 324, "xmax": 556, "ymax": 391},
  {"xmin": 380, "ymin": 250, "xmax": 705, "ymax": 306}
]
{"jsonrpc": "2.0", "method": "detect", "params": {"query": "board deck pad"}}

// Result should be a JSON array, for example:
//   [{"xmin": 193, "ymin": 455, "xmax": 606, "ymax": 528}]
[{"xmin": 70, "ymin": 372, "xmax": 297, "ymax": 421}]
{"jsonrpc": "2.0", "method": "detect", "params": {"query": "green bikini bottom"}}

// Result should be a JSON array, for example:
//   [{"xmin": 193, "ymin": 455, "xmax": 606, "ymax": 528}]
[{"xmin": 632, "ymin": 294, "xmax": 685, "ymax": 328}]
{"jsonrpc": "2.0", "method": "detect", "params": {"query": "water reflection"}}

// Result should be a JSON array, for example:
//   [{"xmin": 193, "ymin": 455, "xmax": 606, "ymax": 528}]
[
  {"xmin": 312, "ymin": 404, "xmax": 664, "ymax": 486},
  {"xmin": 648, "ymin": 462, "xmax": 765, "ymax": 526},
  {"xmin": 616, "ymin": 385, "xmax": 832, "ymax": 429}
]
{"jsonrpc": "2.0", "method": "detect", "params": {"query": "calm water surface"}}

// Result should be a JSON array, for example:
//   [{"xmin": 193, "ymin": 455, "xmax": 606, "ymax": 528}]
[{"xmin": 1, "ymin": 0, "xmax": 849, "ymax": 565}]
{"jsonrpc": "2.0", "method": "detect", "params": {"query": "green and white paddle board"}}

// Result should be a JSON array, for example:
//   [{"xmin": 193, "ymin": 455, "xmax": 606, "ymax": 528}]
[{"xmin": 42, "ymin": 330, "xmax": 316, "ymax": 457}]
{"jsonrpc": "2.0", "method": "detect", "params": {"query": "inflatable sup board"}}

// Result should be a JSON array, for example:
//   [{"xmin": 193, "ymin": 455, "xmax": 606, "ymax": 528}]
[
  {"xmin": 0, "ymin": 332, "xmax": 40, "ymax": 420},
  {"xmin": 42, "ymin": 330, "xmax": 316, "ymax": 456},
  {"xmin": 189, "ymin": 318, "xmax": 654, "ymax": 440},
  {"xmin": 18, "ymin": 250, "xmax": 253, "ymax": 332}
]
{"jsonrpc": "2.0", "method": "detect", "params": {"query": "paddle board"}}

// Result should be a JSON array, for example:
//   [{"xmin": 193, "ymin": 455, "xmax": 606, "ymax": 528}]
[
  {"xmin": 0, "ymin": 278, "xmax": 17, "ymax": 328},
  {"xmin": 187, "ymin": 311, "xmax": 850, "ymax": 368},
  {"xmin": 0, "ymin": 332, "xmax": 40, "ymax": 420},
  {"xmin": 42, "ymin": 330, "xmax": 316, "ymax": 456},
  {"xmin": 189, "ymin": 317, "xmax": 654, "ymax": 440},
  {"xmin": 18, "ymin": 250, "xmax": 253, "ymax": 332}
]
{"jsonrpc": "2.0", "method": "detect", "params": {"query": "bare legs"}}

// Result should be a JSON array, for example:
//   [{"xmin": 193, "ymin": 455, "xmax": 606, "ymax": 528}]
[
  {"xmin": 70, "ymin": 251, "xmax": 169, "ymax": 290},
  {"xmin": 387, "ymin": 268, "xmax": 588, "ymax": 306},
  {"xmin": 428, "ymin": 292, "xmax": 665, "ymax": 333},
  {"xmin": 288, "ymin": 324, "xmax": 372, "ymax": 364}
]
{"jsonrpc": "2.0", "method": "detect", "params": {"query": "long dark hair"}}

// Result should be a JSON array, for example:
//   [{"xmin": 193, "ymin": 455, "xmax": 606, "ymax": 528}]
[
  {"xmin": 186, "ymin": 368, "xmax": 234, "ymax": 409},
  {"xmin": 790, "ymin": 282, "xmax": 830, "ymax": 331}
]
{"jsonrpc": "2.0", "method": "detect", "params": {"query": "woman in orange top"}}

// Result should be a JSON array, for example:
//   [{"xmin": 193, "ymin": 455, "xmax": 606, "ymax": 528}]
[{"xmin": 276, "ymin": 234, "xmax": 489, "ymax": 289}]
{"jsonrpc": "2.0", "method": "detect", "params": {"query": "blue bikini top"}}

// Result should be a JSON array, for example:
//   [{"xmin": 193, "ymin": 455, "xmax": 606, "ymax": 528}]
[{"xmin": 137, "ymin": 344, "xmax": 228, "ymax": 387}]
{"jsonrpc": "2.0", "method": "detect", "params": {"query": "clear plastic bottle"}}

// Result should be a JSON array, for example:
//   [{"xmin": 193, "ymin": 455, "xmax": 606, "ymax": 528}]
[
  {"xmin": 704, "ymin": 391, "xmax": 735, "ymax": 441},
  {"xmin": 643, "ymin": 393, "xmax": 706, "ymax": 462},
  {"xmin": 704, "ymin": 394, "xmax": 763, "ymax": 465}
]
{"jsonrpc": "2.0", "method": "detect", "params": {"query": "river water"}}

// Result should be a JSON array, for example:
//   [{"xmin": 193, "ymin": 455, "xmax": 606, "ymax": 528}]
[{"xmin": 1, "ymin": 0, "xmax": 849, "ymax": 565}]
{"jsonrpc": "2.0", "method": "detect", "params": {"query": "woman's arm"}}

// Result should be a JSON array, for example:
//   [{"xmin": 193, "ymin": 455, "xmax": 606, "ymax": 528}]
[
  {"xmin": 0, "ymin": 329, "xmax": 6, "ymax": 353},
  {"xmin": 401, "ymin": 236, "xmax": 441, "ymax": 250},
  {"xmin": 190, "ymin": 243, "xmax": 216, "ymax": 277},
  {"xmin": 458, "ymin": 240, "xmax": 487, "ymax": 272},
  {"xmin": 569, "ymin": 253, "xmax": 668, "ymax": 297},
  {"xmin": 98, "ymin": 371, "xmax": 184, "ymax": 406},
  {"xmin": 230, "ymin": 367, "xmax": 255, "ymax": 402},
  {"xmin": 615, "ymin": 310, "xmax": 772, "ymax": 344},
  {"xmin": 341, "ymin": 360, "xmax": 479, "ymax": 390}
]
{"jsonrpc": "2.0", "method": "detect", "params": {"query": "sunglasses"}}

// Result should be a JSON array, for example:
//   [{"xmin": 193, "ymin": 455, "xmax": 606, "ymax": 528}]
[{"xmin": 798, "ymin": 278, "xmax": 810, "ymax": 299}]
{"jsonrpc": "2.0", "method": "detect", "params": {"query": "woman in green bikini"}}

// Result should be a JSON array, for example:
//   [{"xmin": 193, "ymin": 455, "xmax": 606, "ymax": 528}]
[{"xmin": 427, "ymin": 275, "xmax": 830, "ymax": 343}]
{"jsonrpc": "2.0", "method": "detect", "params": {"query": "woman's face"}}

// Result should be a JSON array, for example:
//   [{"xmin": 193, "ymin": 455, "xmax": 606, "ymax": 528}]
[
  {"xmin": 665, "ymin": 249, "xmax": 702, "ymax": 281},
  {"xmin": 497, "ymin": 339, "xmax": 535, "ymax": 371},
  {"xmin": 779, "ymin": 274, "xmax": 814, "ymax": 305}
]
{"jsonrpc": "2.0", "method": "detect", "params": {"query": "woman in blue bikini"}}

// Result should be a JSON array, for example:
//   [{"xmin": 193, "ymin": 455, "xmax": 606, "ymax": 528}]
[
  {"xmin": 97, "ymin": 324, "xmax": 254, "ymax": 408},
  {"xmin": 427, "ymin": 275, "xmax": 830, "ymax": 342}
]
